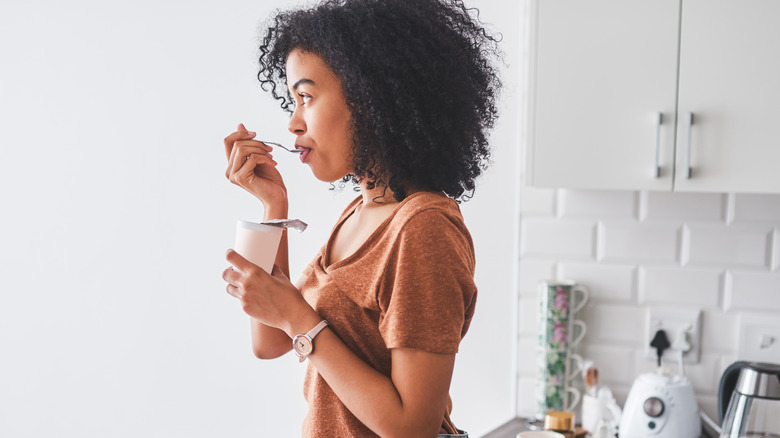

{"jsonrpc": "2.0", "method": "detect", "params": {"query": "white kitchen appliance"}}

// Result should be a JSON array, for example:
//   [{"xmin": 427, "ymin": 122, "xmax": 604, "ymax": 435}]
[{"xmin": 619, "ymin": 369, "xmax": 700, "ymax": 438}]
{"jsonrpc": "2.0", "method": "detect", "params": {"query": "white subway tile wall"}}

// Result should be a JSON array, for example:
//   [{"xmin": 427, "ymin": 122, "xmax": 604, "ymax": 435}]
[
  {"xmin": 643, "ymin": 192, "xmax": 726, "ymax": 222},
  {"xmin": 585, "ymin": 304, "xmax": 645, "ymax": 343},
  {"xmin": 638, "ymin": 267, "xmax": 722, "ymax": 307},
  {"xmin": 517, "ymin": 189, "xmax": 780, "ymax": 422},
  {"xmin": 726, "ymin": 271, "xmax": 780, "ymax": 311},
  {"xmin": 518, "ymin": 186, "xmax": 558, "ymax": 216},
  {"xmin": 559, "ymin": 190, "xmax": 638, "ymax": 219},
  {"xmin": 518, "ymin": 260, "xmax": 557, "ymax": 294},
  {"xmin": 684, "ymin": 225, "xmax": 773, "ymax": 268},
  {"xmin": 732, "ymin": 194, "xmax": 780, "ymax": 223},
  {"xmin": 774, "ymin": 229, "xmax": 780, "ymax": 271},
  {"xmin": 558, "ymin": 263, "xmax": 636, "ymax": 302},
  {"xmin": 598, "ymin": 222, "xmax": 682, "ymax": 263},
  {"xmin": 520, "ymin": 219, "xmax": 597, "ymax": 259},
  {"xmin": 699, "ymin": 312, "xmax": 740, "ymax": 355}
]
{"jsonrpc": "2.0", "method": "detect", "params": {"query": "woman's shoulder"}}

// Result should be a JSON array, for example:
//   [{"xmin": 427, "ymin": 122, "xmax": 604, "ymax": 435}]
[
  {"xmin": 390, "ymin": 191, "xmax": 467, "ymax": 234},
  {"xmin": 396, "ymin": 191, "xmax": 460, "ymax": 218}
]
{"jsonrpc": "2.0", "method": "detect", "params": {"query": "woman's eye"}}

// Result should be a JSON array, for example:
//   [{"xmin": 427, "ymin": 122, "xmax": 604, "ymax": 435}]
[{"xmin": 298, "ymin": 93, "xmax": 312, "ymax": 105}]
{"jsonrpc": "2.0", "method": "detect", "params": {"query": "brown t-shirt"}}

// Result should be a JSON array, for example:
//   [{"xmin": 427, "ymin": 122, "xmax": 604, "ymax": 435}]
[{"xmin": 298, "ymin": 191, "xmax": 478, "ymax": 437}]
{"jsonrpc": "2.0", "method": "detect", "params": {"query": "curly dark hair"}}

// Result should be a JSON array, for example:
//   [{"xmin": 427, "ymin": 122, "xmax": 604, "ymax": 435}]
[{"xmin": 257, "ymin": 0, "xmax": 502, "ymax": 202}]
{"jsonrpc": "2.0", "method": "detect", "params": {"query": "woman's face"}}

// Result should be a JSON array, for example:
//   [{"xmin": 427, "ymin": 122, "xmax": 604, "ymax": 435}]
[{"xmin": 285, "ymin": 48, "xmax": 353, "ymax": 182}]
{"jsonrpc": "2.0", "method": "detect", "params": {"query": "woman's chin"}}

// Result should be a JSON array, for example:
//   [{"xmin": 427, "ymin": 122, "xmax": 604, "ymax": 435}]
[{"xmin": 309, "ymin": 168, "xmax": 350, "ymax": 184}]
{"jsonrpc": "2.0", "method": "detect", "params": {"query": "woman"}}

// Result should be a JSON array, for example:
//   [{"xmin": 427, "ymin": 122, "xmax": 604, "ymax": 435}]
[{"xmin": 221, "ymin": 0, "xmax": 501, "ymax": 436}]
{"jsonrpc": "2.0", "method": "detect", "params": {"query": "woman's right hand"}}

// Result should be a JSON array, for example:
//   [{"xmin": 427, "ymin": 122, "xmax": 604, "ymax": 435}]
[{"xmin": 224, "ymin": 123, "xmax": 287, "ymax": 209}]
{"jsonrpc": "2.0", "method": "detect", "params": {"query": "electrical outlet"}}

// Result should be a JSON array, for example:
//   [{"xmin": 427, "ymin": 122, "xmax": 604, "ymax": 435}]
[
  {"xmin": 738, "ymin": 312, "xmax": 780, "ymax": 362},
  {"xmin": 645, "ymin": 308, "xmax": 702, "ymax": 364}
]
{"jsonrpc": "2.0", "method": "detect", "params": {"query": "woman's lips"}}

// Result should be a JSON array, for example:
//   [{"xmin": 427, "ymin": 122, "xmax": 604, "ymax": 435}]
[{"xmin": 296, "ymin": 145, "xmax": 311, "ymax": 162}]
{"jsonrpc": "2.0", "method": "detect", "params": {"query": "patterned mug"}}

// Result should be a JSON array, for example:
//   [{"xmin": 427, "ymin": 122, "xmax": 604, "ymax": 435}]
[
  {"xmin": 535, "ymin": 381, "xmax": 581, "ymax": 421},
  {"xmin": 538, "ymin": 317, "xmax": 587, "ymax": 351},
  {"xmin": 534, "ymin": 349, "xmax": 583, "ymax": 419},
  {"xmin": 538, "ymin": 281, "xmax": 588, "ymax": 350},
  {"xmin": 538, "ymin": 280, "xmax": 588, "ymax": 316}
]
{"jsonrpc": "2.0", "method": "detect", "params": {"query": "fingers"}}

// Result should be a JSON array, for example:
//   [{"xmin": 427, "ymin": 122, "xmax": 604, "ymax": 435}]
[
  {"xmin": 224, "ymin": 126, "xmax": 256, "ymax": 160},
  {"xmin": 225, "ymin": 283, "xmax": 241, "ymax": 299},
  {"xmin": 226, "ymin": 140, "xmax": 275, "ymax": 180},
  {"xmin": 222, "ymin": 265, "xmax": 243, "ymax": 299},
  {"xmin": 227, "ymin": 153, "xmax": 278, "ymax": 191},
  {"xmin": 229, "ymin": 154, "xmax": 278, "ymax": 188},
  {"xmin": 229, "ymin": 142, "xmax": 275, "ymax": 177},
  {"xmin": 222, "ymin": 264, "xmax": 241, "ymax": 283},
  {"xmin": 225, "ymin": 249, "xmax": 273, "ymax": 277},
  {"xmin": 223, "ymin": 250, "xmax": 272, "ymax": 303},
  {"xmin": 226, "ymin": 249, "xmax": 251, "ymax": 272}
]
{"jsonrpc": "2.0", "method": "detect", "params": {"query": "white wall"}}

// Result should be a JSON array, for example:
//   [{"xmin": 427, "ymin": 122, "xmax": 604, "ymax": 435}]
[
  {"xmin": 515, "ymin": 188, "xmax": 780, "ymax": 422},
  {"xmin": 0, "ymin": 0, "xmax": 522, "ymax": 436}
]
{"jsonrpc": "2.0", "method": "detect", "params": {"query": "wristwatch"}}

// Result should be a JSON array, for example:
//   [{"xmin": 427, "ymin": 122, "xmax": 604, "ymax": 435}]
[{"xmin": 292, "ymin": 320, "xmax": 328, "ymax": 362}]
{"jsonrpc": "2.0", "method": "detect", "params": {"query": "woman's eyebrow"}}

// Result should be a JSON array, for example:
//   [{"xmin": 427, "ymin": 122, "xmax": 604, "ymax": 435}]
[{"xmin": 291, "ymin": 78, "xmax": 315, "ymax": 90}]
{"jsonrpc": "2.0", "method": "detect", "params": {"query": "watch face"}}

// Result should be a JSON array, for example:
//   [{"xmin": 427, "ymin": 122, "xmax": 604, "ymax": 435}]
[{"xmin": 294, "ymin": 336, "xmax": 313, "ymax": 357}]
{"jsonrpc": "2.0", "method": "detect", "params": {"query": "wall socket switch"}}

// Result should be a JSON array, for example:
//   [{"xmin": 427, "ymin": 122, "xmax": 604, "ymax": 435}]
[
  {"xmin": 738, "ymin": 312, "xmax": 780, "ymax": 363},
  {"xmin": 645, "ymin": 308, "xmax": 702, "ymax": 364}
]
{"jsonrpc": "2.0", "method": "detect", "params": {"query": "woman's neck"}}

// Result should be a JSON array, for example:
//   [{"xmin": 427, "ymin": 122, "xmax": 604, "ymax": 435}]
[{"xmin": 358, "ymin": 181, "xmax": 398, "ymax": 208}]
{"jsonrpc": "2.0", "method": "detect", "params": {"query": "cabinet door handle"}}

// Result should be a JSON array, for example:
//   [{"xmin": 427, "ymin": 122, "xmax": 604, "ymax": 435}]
[
  {"xmin": 684, "ymin": 112, "xmax": 693, "ymax": 179},
  {"xmin": 653, "ymin": 112, "xmax": 662, "ymax": 178}
]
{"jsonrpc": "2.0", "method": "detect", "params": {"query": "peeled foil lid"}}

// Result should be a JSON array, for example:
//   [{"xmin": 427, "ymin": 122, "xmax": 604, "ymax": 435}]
[{"xmin": 262, "ymin": 218, "xmax": 308, "ymax": 232}]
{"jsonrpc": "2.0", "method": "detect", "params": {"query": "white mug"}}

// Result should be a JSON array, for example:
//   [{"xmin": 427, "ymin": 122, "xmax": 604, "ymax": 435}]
[
  {"xmin": 581, "ymin": 392, "xmax": 622, "ymax": 434},
  {"xmin": 517, "ymin": 431, "xmax": 565, "ymax": 438}
]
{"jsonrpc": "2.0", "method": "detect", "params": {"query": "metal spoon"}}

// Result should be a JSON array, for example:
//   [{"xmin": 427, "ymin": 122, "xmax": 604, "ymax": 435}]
[{"xmin": 260, "ymin": 140, "xmax": 303, "ymax": 154}]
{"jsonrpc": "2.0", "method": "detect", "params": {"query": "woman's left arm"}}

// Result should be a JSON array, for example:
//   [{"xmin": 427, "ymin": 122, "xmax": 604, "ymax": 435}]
[
  {"xmin": 223, "ymin": 250, "xmax": 455, "ymax": 438},
  {"xmin": 309, "ymin": 329, "xmax": 456, "ymax": 438}
]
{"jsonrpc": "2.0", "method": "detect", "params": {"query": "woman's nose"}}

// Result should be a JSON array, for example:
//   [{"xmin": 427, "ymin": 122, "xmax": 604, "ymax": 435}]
[{"xmin": 288, "ymin": 106, "xmax": 305, "ymax": 134}]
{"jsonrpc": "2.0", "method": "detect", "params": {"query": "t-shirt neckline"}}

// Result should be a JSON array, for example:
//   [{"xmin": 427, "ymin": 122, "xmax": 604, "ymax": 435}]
[{"xmin": 323, "ymin": 191, "xmax": 434, "ymax": 270}]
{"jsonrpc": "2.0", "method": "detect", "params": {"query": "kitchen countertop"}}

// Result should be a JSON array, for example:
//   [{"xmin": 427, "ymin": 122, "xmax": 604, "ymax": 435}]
[
  {"xmin": 481, "ymin": 416, "xmax": 718, "ymax": 438},
  {"xmin": 481, "ymin": 417, "xmax": 530, "ymax": 438},
  {"xmin": 481, "ymin": 418, "xmax": 587, "ymax": 438}
]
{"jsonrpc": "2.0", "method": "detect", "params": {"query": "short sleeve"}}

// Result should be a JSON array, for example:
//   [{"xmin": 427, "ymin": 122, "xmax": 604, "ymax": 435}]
[{"xmin": 377, "ymin": 208, "xmax": 477, "ymax": 354}]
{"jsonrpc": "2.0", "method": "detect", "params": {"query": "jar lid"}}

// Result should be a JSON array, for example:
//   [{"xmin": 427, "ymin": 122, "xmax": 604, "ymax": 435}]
[{"xmin": 544, "ymin": 410, "xmax": 574, "ymax": 430}]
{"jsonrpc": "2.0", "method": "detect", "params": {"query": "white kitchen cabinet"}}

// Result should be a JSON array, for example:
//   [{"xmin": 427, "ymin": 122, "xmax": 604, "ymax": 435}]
[{"xmin": 525, "ymin": 0, "xmax": 780, "ymax": 193}]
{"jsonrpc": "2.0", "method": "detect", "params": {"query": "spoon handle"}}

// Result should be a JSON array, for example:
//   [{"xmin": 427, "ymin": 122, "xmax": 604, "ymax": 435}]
[{"xmin": 260, "ymin": 140, "xmax": 303, "ymax": 154}]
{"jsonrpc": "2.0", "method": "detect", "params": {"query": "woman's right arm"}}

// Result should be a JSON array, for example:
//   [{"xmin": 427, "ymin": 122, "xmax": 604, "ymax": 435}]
[{"xmin": 224, "ymin": 124, "xmax": 293, "ymax": 359}]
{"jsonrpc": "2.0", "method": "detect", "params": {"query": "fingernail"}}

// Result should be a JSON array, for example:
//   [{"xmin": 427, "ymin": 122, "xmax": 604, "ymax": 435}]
[{"xmin": 247, "ymin": 131, "xmax": 256, "ymax": 136}]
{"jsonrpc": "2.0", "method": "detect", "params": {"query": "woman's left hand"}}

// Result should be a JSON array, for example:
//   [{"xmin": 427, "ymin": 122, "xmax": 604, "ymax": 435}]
[{"xmin": 222, "ymin": 249, "xmax": 308, "ymax": 331}]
